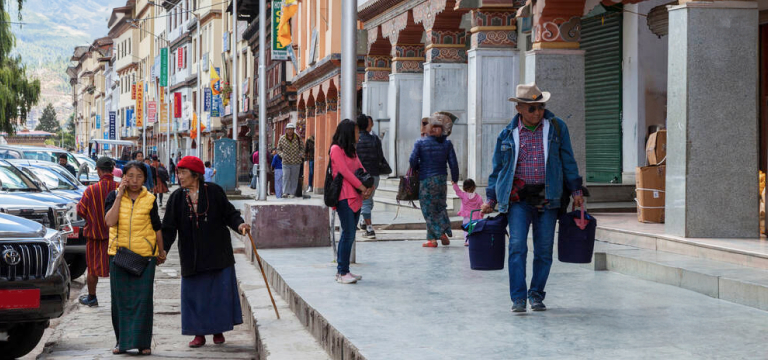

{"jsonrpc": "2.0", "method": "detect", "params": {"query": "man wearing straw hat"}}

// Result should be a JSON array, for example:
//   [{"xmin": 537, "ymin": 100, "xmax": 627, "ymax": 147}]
[{"xmin": 482, "ymin": 83, "xmax": 584, "ymax": 313}]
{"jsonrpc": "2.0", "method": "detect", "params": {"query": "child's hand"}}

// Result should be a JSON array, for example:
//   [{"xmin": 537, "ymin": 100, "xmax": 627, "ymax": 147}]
[{"xmin": 451, "ymin": 181, "xmax": 456, "ymax": 186}]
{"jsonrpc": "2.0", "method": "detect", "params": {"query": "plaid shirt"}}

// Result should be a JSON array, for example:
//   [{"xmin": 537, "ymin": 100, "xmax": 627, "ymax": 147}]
[
  {"xmin": 515, "ymin": 121, "xmax": 546, "ymax": 184},
  {"xmin": 77, "ymin": 174, "xmax": 118, "ymax": 240}
]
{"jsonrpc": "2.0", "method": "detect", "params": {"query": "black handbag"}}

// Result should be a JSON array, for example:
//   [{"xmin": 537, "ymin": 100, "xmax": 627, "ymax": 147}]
[
  {"xmin": 378, "ymin": 157, "xmax": 392, "ymax": 175},
  {"xmin": 396, "ymin": 168, "xmax": 419, "ymax": 203},
  {"xmin": 355, "ymin": 168, "xmax": 374, "ymax": 189},
  {"xmin": 323, "ymin": 162, "xmax": 343, "ymax": 207},
  {"xmin": 112, "ymin": 235, "xmax": 156, "ymax": 276}
]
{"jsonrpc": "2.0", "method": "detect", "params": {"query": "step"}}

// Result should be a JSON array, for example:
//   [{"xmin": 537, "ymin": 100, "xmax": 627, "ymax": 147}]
[
  {"xmin": 591, "ymin": 242, "xmax": 768, "ymax": 312},
  {"xmin": 585, "ymin": 183, "xmax": 636, "ymax": 203}
]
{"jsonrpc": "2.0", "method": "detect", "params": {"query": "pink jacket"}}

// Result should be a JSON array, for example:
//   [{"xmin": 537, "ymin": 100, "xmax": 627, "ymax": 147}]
[
  {"xmin": 330, "ymin": 145, "xmax": 364, "ymax": 212},
  {"xmin": 453, "ymin": 183, "xmax": 484, "ymax": 220}
]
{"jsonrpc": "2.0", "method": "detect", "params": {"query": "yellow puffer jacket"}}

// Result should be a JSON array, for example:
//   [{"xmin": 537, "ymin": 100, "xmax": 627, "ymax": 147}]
[{"xmin": 108, "ymin": 188, "xmax": 158, "ymax": 257}]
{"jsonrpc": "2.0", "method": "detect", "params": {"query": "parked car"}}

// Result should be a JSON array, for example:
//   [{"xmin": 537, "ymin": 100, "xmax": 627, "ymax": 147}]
[
  {"xmin": 0, "ymin": 160, "xmax": 87, "ymax": 279},
  {"xmin": 71, "ymin": 153, "xmax": 100, "ymax": 184},
  {"xmin": 0, "ymin": 213, "xmax": 70, "ymax": 359},
  {"xmin": 6, "ymin": 146, "xmax": 99, "ymax": 185}
]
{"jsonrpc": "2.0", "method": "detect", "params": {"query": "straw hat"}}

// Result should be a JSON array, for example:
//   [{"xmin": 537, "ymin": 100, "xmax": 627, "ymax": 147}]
[{"xmin": 508, "ymin": 83, "xmax": 551, "ymax": 103}]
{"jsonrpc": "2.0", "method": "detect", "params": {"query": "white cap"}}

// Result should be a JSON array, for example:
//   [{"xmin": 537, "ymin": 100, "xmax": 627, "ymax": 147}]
[{"xmin": 286, "ymin": 123, "xmax": 296, "ymax": 129}]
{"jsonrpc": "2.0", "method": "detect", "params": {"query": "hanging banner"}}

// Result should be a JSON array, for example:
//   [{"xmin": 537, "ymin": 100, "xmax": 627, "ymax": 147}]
[
  {"xmin": 103, "ymin": 132, "xmax": 110, "ymax": 150},
  {"xmin": 136, "ymin": 81, "xmax": 144, "ymax": 127},
  {"xmin": 148, "ymin": 101, "xmax": 156, "ymax": 124},
  {"xmin": 174, "ymin": 92, "xmax": 182, "ymax": 118},
  {"xmin": 178, "ymin": 48, "xmax": 184, "ymax": 69},
  {"xmin": 271, "ymin": 0, "xmax": 289, "ymax": 60},
  {"xmin": 211, "ymin": 95, "xmax": 221, "ymax": 117},
  {"xmin": 159, "ymin": 87, "xmax": 165, "ymax": 103},
  {"xmin": 131, "ymin": 83, "xmax": 137, "ymax": 100},
  {"xmin": 95, "ymin": 115, "xmax": 101, "ymax": 129},
  {"xmin": 126, "ymin": 109, "xmax": 134, "ymax": 127},
  {"xmin": 204, "ymin": 88, "xmax": 211, "ymax": 112},
  {"xmin": 109, "ymin": 111, "xmax": 116, "ymax": 139},
  {"xmin": 160, "ymin": 48, "xmax": 168, "ymax": 87},
  {"xmin": 160, "ymin": 104, "xmax": 168, "ymax": 132}
]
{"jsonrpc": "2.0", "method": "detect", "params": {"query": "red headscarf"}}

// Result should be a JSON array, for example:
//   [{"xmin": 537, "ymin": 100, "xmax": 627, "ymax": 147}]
[{"xmin": 177, "ymin": 156, "xmax": 205, "ymax": 175}]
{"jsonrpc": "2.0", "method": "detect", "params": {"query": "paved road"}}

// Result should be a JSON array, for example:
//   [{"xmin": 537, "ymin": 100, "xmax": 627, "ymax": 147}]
[{"xmin": 32, "ymin": 188, "xmax": 256, "ymax": 359}]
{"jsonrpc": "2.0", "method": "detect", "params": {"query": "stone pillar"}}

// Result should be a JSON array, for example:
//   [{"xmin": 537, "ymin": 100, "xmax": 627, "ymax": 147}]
[
  {"xmin": 388, "ymin": 44, "xmax": 425, "ymax": 176},
  {"xmin": 422, "ymin": 29, "xmax": 469, "ymax": 180},
  {"xmin": 362, "ymin": 55, "xmax": 391, "ymax": 122},
  {"xmin": 665, "ymin": 1, "xmax": 758, "ymax": 238},
  {"xmin": 524, "ymin": 49, "xmax": 586, "ymax": 178},
  {"xmin": 466, "ymin": 9, "xmax": 519, "ymax": 185}
]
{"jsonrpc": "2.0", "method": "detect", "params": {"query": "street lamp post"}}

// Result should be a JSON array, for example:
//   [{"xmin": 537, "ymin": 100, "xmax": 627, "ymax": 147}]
[
  {"xmin": 258, "ymin": 0, "xmax": 267, "ymax": 200},
  {"xmin": 341, "ymin": 0, "xmax": 358, "ymax": 261}
]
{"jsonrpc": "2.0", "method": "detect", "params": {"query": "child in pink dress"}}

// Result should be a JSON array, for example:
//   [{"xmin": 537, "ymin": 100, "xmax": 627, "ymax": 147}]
[{"xmin": 452, "ymin": 179, "xmax": 484, "ymax": 246}]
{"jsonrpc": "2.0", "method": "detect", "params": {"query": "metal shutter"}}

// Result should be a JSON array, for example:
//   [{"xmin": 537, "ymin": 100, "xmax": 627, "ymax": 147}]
[{"xmin": 582, "ymin": 11, "xmax": 623, "ymax": 183}]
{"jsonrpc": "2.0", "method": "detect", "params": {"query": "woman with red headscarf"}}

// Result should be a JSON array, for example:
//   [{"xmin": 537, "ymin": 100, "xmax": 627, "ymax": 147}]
[{"xmin": 161, "ymin": 156, "xmax": 251, "ymax": 348}]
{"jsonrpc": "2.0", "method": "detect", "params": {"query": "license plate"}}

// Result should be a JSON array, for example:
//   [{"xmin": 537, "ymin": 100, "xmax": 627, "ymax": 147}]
[
  {"xmin": 68, "ymin": 227, "xmax": 80, "ymax": 239},
  {"xmin": 0, "ymin": 289, "xmax": 40, "ymax": 309}
]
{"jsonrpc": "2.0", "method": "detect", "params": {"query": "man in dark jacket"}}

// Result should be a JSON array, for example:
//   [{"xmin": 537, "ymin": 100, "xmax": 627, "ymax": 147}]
[{"xmin": 356, "ymin": 114, "xmax": 387, "ymax": 239}]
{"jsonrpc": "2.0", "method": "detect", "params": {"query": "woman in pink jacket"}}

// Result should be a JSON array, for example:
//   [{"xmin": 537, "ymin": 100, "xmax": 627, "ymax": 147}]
[{"xmin": 330, "ymin": 119, "xmax": 373, "ymax": 284}]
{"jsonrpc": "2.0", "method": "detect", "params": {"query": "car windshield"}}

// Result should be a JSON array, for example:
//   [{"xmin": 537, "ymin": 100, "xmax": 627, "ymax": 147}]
[
  {"xmin": 49, "ymin": 165, "xmax": 82, "ymax": 185},
  {"xmin": 22, "ymin": 151, "xmax": 56, "ymax": 162},
  {"xmin": 0, "ymin": 164, "xmax": 38, "ymax": 191},
  {"xmin": 23, "ymin": 167, "xmax": 76, "ymax": 191}
]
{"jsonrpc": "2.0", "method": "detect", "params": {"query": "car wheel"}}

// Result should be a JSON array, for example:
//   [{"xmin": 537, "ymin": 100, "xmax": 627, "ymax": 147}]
[
  {"xmin": 66, "ymin": 254, "xmax": 87, "ymax": 280},
  {"xmin": 0, "ymin": 320, "xmax": 48, "ymax": 359}
]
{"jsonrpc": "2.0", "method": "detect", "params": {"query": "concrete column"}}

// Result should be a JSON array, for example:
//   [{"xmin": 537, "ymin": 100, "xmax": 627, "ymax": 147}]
[
  {"xmin": 524, "ymin": 49, "xmax": 586, "ymax": 178},
  {"xmin": 467, "ymin": 48, "xmax": 519, "ymax": 186},
  {"xmin": 362, "ymin": 55, "xmax": 392, "ymax": 122},
  {"xmin": 422, "ymin": 63, "xmax": 468, "ymax": 180},
  {"xmin": 388, "ymin": 72, "xmax": 424, "ymax": 176},
  {"xmin": 665, "ymin": 1, "xmax": 758, "ymax": 238}
]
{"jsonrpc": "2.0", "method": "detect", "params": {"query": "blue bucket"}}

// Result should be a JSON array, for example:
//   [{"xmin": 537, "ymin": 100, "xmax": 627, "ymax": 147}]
[{"xmin": 465, "ymin": 211, "xmax": 507, "ymax": 270}]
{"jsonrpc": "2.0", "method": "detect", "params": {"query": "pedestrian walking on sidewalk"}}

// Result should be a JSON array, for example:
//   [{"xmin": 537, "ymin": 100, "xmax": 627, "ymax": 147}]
[
  {"xmin": 104, "ymin": 161, "xmax": 167, "ymax": 355},
  {"xmin": 152, "ymin": 155, "xmax": 170, "ymax": 204},
  {"xmin": 330, "ymin": 119, "xmax": 373, "ymax": 284},
  {"xmin": 452, "ymin": 179, "xmax": 484, "ymax": 246},
  {"xmin": 278, "ymin": 123, "xmax": 304, "ymax": 198},
  {"xmin": 409, "ymin": 112, "xmax": 460, "ymax": 248},
  {"xmin": 169, "ymin": 154, "xmax": 177, "ymax": 185},
  {"xmin": 250, "ymin": 149, "xmax": 259, "ymax": 189},
  {"xmin": 204, "ymin": 161, "xmax": 216, "ymax": 182},
  {"xmin": 271, "ymin": 150, "xmax": 284, "ymax": 198},
  {"xmin": 356, "ymin": 114, "xmax": 387, "ymax": 239},
  {"xmin": 483, "ymin": 83, "xmax": 584, "ymax": 313},
  {"xmin": 76, "ymin": 157, "xmax": 119, "ymax": 307},
  {"xmin": 161, "ymin": 156, "xmax": 250, "ymax": 348},
  {"xmin": 306, "ymin": 135, "xmax": 315, "ymax": 192}
]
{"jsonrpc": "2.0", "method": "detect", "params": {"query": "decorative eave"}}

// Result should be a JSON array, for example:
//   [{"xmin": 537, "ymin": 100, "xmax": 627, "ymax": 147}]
[
  {"xmin": 359, "ymin": 0, "xmax": 408, "ymax": 22},
  {"xmin": 291, "ymin": 54, "xmax": 341, "ymax": 90},
  {"xmin": 170, "ymin": 31, "xmax": 192, "ymax": 51},
  {"xmin": 169, "ymin": 74, "xmax": 199, "ymax": 92},
  {"xmin": 117, "ymin": 62, "xmax": 140, "ymax": 75}
]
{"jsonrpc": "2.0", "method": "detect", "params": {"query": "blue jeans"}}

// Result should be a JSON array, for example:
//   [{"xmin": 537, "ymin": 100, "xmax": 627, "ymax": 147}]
[
  {"xmin": 274, "ymin": 169, "xmax": 283, "ymax": 198},
  {"xmin": 336, "ymin": 200, "xmax": 360, "ymax": 275},
  {"xmin": 360, "ymin": 175, "xmax": 380, "ymax": 220},
  {"xmin": 507, "ymin": 201, "xmax": 559, "ymax": 302},
  {"xmin": 308, "ymin": 160, "xmax": 314, "ymax": 187}
]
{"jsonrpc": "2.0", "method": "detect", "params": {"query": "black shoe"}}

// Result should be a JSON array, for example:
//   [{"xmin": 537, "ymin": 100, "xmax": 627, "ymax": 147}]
[
  {"xmin": 529, "ymin": 296, "xmax": 546, "ymax": 311},
  {"xmin": 79, "ymin": 295, "xmax": 98, "ymax": 307},
  {"xmin": 358, "ymin": 222, "xmax": 366, "ymax": 231},
  {"xmin": 363, "ymin": 230, "xmax": 376, "ymax": 239},
  {"xmin": 511, "ymin": 299, "xmax": 526, "ymax": 313}
]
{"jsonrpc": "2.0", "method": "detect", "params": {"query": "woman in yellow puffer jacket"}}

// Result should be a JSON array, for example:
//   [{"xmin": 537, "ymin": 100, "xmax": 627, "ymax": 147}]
[{"xmin": 104, "ymin": 161, "xmax": 166, "ymax": 356}]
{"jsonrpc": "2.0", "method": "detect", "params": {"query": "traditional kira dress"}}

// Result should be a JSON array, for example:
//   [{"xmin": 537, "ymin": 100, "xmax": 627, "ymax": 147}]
[{"xmin": 162, "ymin": 182, "xmax": 244, "ymax": 336}]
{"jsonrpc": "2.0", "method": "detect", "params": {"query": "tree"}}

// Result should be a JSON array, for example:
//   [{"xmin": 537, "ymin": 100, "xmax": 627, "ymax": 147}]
[
  {"xmin": 35, "ymin": 103, "xmax": 59, "ymax": 132},
  {"xmin": 0, "ymin": 1, "xmax": 41, "ymax": 134},
  {"xmin": 56, "ymin": 113, "xmax": 75, "ymax": 148}
]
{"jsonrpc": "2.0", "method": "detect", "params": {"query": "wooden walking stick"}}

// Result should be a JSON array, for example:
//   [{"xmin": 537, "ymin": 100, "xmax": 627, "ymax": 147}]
[{"xmin": 243, "ymin": 230, "xmax": 280, "ymax": 319}]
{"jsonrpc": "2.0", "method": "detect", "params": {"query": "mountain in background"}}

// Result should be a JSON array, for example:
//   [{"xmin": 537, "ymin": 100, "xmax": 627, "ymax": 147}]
[{"xmin": 10, "ymin": 0, "xmax": 125, "ymax": 130}]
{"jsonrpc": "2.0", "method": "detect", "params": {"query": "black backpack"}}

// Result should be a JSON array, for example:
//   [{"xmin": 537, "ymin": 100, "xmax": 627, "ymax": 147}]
[
  {"xmin": 157, "ymin": 165, "xmax": 170, "ymax": 183},
  {"xmin": 323, "ymin": 161, "xmax": 343, "ymax": 207}
]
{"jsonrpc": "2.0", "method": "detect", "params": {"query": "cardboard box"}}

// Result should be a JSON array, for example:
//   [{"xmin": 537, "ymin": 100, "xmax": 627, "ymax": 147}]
[
  {"xmin": 636, "ymin": 165, "xmax": 665, "ymax": 223},
  {"xmin": 646, "ymin": 130, "xmax": 667, "ymax": 165}
]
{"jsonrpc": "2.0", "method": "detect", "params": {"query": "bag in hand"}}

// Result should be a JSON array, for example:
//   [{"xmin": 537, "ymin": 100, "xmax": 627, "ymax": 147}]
[
  {"xmin": 557, "ymin": 205, "xmax": 597, "ymax": 264},
  {"xmin": 323, "ymin": 162, "xmax": 343, "ymax": 207},
  {"xmin": 396, "ymin": 168, "xmax": 419, "ymax": 202},
  {"xmin": 113, "ymin": 237, "xmax": 156, "ymax": 276},
  {"xmin": 378, "ymin": 157, "xmax": 392, "ymax": 175},
  {"xmin": 355, "ymin": 168, "xmax": 374, "ymax": 189}
]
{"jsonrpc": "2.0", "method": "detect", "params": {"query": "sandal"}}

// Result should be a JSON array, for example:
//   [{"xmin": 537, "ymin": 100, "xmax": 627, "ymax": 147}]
[
  {"xmin": 422, "ymin": 241, "xmax": 438, "ymax": 248},
  {"xmin": 112, "ymin": 345, "xmax": 125, "ymax": 355},
  {"xmin": 139, "ymin": 348, "xmax": 152, "ymax": 355},
  {"xmin": 440, "ymin": 234, "xmax": 451, "ymax": 246}
]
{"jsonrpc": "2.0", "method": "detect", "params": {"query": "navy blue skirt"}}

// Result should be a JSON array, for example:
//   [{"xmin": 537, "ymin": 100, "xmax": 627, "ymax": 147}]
[{"xmin": 181, "ymin": 265, "xmax": 243, "ymax": 336}]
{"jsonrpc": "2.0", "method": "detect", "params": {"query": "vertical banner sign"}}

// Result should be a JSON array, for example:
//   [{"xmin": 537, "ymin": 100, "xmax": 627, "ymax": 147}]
[
  {"xmin": 159, "ymin": 87, "xmax": 165, "ymax": 103},
  {"xmin": 136, "ymin": 81, "xmax": 144, "ymax": 127},
  {"xmin": 126, "ymin": 109, "xmax": 134, "ymax": 127},
  {"xmin": 131, "ymin": 83, "xmax": 137, "ymax": 100},
  {"xmin": 109, "ymin": 111, "xmax": 116, "ymax": 139},
  {"xmin": 204, "ymin": 88, "xmax": 211, "ymax": 112},
  {"xmin": 174, "ymin": 92, "xmax": 182, "ymax": 118},
  {"xmin": 148, "ymin": 101, "xmax": 156, "ymax": 123},
  {"xmin": 211, "ymin": 95, "xmax": 220, "ymax": 117},
  {"xmin": 96, "ymin": 115, "xmax": 101, "ymax": 129},
  {"xmin": 104, "ymin": 132, "xmax": 110, "ymax": 150},
  {"xmin": 160, "ymin": 48, "xmax": 168, "ymax": 87},
  {"xmin": 272, "ymin": 0, "xmax": 289, "ymax": 60},
  {"xmin": 178, "ymin": 48, "xmax": 183, "ymax": 68}
]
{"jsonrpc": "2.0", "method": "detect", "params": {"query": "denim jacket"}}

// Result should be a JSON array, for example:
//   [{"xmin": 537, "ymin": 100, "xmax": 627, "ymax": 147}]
[
  {"xmin": 486, "ymin": 110, "xmax": 582, "ymax": 213},
  {"xmin": 409, "ymin": 135, "xmax": 459, "ymax": 183}
]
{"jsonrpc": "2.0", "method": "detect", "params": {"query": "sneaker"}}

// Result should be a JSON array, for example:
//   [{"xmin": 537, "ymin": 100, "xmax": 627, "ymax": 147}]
[
  {"xmin": 358, "ymin": 222, "xmax": 367, "ymax": 231},
  {"xmin": 529, "ymin": 296, "xmax": 547, "ymax": 311},
  {"xmin": 348, "ymin": 272, "xmax": 363, "ymax": 281},
  {"xmin": 363, "ymin": 230, "xmax": 376, "ymax": 239},
  {"xmin": 307, "ymin": 186, "xmax": 313, "ymax": 192},
  {"xmin": 511, "ymin": 299, "xmax": 527, "ymax": 313},
  {"xmin": 78, "ymin": 295, "xmax": 98, "ymax": 307},
  {"xmin": 335, "ymin": 273, "xmax": 358, "ymax": 284}
]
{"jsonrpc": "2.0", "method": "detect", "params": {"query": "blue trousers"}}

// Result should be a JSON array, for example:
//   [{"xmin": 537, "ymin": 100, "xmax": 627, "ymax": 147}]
[
  {"xmin": 308, "ymin": 160, "xmax": 314, "ymax": 187},
  {"xmin": 507, "ymin": 201, "xmax": 559, "ymax": 302},
  {"xmin": 274, "ymin": 169, "xmax": 283, "ymax": 198},
  {"xmin": 336, "ymin": 200, "xmax": 360, "ymax": 275}
]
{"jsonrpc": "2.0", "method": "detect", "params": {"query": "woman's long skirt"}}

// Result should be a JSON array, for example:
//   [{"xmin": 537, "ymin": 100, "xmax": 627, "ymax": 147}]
[
  {"xmin": 180, "ymin": 265, "xmax": 243, "ymax": 336},
  {"xmin": 110, "ymin": 257, "xmax": 156, "ymax": 351},
  {"xmin": 419, "ymin": 175, "xmax": 453, "ymax": 240}
]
